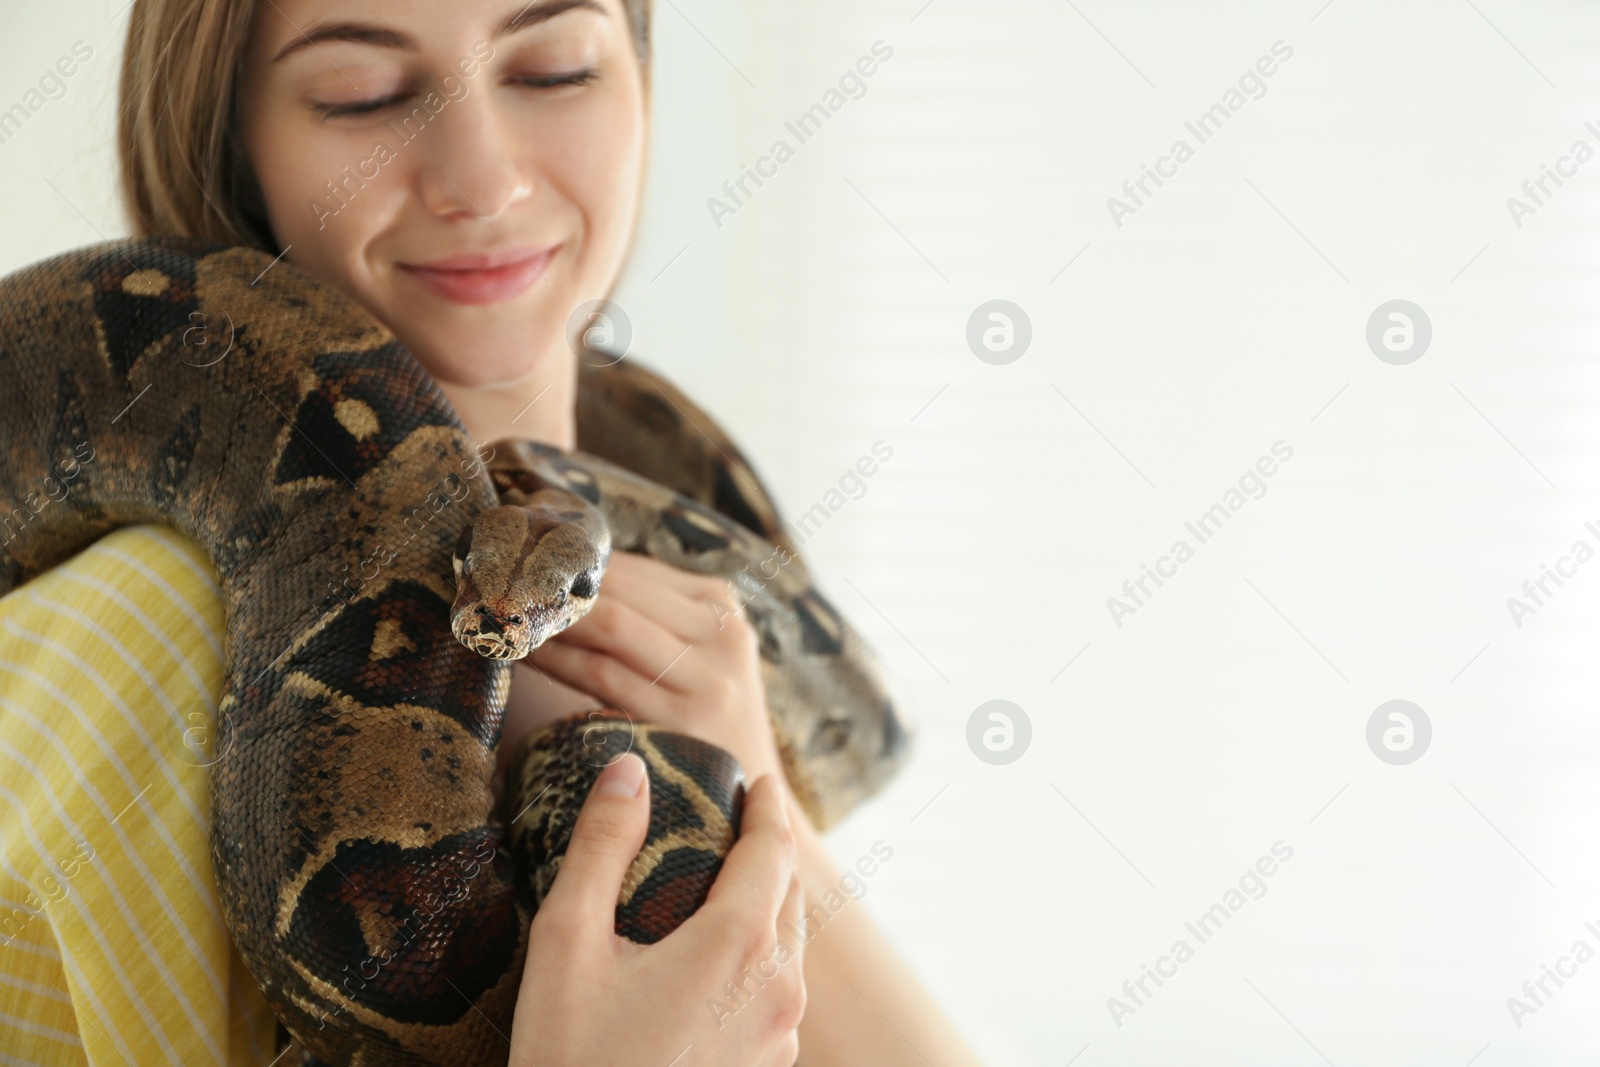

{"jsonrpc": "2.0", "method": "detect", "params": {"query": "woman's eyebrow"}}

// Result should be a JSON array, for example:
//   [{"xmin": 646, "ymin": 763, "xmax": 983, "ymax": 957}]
[{"xmin": 271, "ymin": 0, "xmax": 608, "ymax": 64}]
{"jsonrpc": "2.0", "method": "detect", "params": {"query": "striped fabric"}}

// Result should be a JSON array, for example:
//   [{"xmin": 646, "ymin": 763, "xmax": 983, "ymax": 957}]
[{"xmin": 0, "ymin": 524, "xmax": 279, "ymax": 1065}]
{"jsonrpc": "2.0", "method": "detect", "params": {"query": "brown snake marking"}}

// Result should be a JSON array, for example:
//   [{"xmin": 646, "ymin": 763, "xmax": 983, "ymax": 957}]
[{"xmin": 0, "ymin": 237, "xmax": 910, "ymax": 1066}]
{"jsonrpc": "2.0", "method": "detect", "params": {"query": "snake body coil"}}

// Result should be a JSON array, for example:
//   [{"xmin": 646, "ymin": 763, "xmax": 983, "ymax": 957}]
[{"xmin": 0, "ymin": 238, "xmax": 909, "ymax": 1065}]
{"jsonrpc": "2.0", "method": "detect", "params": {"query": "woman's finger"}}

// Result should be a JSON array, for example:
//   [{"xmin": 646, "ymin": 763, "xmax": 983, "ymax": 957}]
[
  {"xmin": 777, "ymin": 872, "xmax": 805, "ymax": 971},
  {"xmin": 608, "ymin": 550, "xmax": 733, "ymax": 599},
  {"xmin": 528, "ymin": 640, "xmax": 723, "ymax": 744},
  {"xmin": 528, "ymin": 630, "xmax": 733, "ymax": 741},
  {"xmin": 524, "ymin": 638, "xmax": 670, "ymax": 721},
  {"xmin": 688, "ymin": 775, "xmax": 794, "ymax": 955},
  {"xmin": 601, "ymin": 553, "xmax": 732, "ymax": 642},
  {"xmin": 541, "ymin": 595, "xmax": 700, "ymax": 692},
  {"xmin": 538, "ymin": 753, "xmax": 652, "ymax": 937}
]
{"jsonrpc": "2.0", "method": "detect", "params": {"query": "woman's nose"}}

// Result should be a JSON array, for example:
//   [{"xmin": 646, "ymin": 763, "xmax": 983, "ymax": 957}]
[{"xmin": 414, "ymin": 92, "xmax": 532, "ymax": 220}]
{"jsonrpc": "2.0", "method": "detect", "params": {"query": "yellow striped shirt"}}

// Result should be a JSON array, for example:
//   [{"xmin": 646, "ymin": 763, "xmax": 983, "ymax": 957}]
[{"xmin": 0, "ymin": 524, "xmax": 279, "ymax": 1065}]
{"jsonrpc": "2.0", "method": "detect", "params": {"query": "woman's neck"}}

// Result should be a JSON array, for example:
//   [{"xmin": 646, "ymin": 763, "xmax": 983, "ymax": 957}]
[{"xmin": 434, "ymin": 356, "xmax": 579, "ymax": 453}]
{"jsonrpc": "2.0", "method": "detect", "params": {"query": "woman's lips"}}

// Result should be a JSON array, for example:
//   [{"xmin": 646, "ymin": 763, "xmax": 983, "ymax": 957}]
[{"xmin": 399, "ymin": 246, "xmax": 558, "ymax": 305}]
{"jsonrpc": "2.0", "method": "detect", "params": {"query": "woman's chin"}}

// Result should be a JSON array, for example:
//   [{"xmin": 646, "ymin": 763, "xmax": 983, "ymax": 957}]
[{"xmin": 408, "ymin": 335, "xmax": 566, "ymax": 390}]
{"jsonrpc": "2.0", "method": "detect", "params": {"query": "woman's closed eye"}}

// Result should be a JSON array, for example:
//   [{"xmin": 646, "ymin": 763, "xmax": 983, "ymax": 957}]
[{"xmin": 310, "ymin": 68, "xmax": 600, "ymax": 121}]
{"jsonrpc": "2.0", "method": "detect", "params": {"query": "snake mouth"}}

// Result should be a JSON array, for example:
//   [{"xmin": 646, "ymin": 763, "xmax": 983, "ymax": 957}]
[
  {"xmin": 453, "ymin": 601, "xmax": 574, "ymax": 661},
  {"xmin": 452, "ymin": 603, "xmax": 531, "ymax": 660},
  {"xmin": 452, "ymin": 586, "xmax": 595, "ymax": 663},
  {"xmin": 472, "ymin": 638, "xmax": 523, "ymax": 660}
]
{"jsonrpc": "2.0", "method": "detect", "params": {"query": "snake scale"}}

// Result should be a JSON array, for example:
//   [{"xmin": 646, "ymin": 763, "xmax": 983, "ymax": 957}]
[{"xmin": 0, "ymin": 237, "xmax": 909, "ymax": 1065}]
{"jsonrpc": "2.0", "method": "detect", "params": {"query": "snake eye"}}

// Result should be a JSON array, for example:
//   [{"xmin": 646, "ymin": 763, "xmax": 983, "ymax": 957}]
[
  {"xmin": 507, "ymin": 614, "xmax": 524, "ymax": 627},
  {"xmin": 570, "ymin": 572, "xmax": 598, "ymax": 599},
  {"xmin": 813, "ymin": 718, "xmax": 852, "ymax": 754}
]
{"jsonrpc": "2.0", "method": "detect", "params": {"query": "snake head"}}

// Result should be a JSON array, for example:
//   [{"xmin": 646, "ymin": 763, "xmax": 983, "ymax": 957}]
[{"xmin": 450, "ymin": 504, "xmax": 609, "ymax": 661}]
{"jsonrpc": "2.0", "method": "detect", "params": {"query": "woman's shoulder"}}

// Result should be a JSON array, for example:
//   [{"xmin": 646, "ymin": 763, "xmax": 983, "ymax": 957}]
[{"xmin": 575, "ymin": 357, "xmax": 797, "ymax": 555}]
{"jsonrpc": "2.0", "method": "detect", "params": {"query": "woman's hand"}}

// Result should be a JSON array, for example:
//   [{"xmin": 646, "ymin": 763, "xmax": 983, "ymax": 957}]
[
  {"xmin": 526, "ymin": 552, "xmax": 789, "ymax": 797},
  {"xmin": 510, "ymin": 755, "xmax": 806, "ymax": 1067},
  {"xmin": 517, "ymin": 554, "xmax": 985, "ymax": 1067}
]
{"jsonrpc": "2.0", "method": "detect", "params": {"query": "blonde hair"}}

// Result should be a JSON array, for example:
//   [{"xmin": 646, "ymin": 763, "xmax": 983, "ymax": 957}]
[{"xmin": 117, "ymin": 0, "xmax": 652, "ymax": 253}]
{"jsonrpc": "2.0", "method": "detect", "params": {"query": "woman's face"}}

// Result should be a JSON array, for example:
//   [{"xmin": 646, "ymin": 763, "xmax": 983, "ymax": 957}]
[{"xmin": 238, "ymin": 0, "xmax": 646, "ymax": 389}]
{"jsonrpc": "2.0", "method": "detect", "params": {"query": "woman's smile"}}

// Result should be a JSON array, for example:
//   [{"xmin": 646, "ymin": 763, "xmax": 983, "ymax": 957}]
[{"xmin": 398, "ymin": 243, "xmax": 562, "ymax": 304}]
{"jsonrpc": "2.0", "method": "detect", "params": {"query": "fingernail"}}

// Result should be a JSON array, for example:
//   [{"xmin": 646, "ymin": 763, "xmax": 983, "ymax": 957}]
[{"xmin": 596, "ymin": 753, "xmax": 646, "ymax": 798}]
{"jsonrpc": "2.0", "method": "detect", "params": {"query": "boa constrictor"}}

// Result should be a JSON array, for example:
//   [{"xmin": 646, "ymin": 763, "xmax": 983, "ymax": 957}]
[{"xmin": 0, "ymin": 237, "xmax": 910, "ymax": 1065}]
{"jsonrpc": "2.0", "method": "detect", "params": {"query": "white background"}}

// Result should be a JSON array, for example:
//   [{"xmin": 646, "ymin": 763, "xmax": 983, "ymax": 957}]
[{"xmin": 3, "ymin": 2, "xmax": 1599, "ymax": 1064}]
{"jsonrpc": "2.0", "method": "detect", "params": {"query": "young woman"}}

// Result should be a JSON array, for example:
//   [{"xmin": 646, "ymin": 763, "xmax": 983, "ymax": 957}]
[{"xmin": 0, "ymin": 0, "xmax": 982, "ymax": 1062}]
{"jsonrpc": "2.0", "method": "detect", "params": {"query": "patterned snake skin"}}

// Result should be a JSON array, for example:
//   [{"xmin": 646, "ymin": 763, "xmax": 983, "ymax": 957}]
[{"xmin": 0, "ymin": 237, "xmax": 909, "ymax": 1065}]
